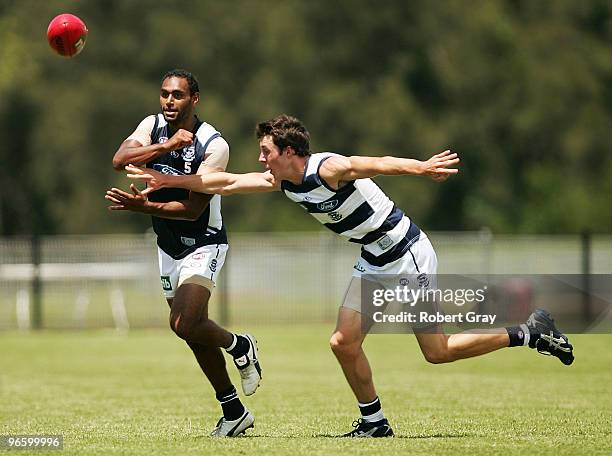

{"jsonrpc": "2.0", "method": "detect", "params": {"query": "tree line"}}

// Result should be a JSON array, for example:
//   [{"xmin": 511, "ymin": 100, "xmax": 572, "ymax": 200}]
[{"xmin": 1, "ymin": 0, "xmax": 610, "ymax": 235}]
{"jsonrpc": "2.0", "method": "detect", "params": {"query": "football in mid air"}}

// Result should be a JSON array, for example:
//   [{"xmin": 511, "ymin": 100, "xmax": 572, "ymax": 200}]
[{"xmin": 47, "ymin": 14, "xmax": 88, "ymax": 58}]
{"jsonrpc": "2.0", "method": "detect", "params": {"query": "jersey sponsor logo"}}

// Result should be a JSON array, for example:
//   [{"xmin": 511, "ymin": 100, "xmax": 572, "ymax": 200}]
[
  {"xmin": 152, "ymin": 164, "xmax": 184, "ymax": 176},
  {"xmin": 160, "ymin": 275, "xmax": 172, "ymax": 291},
  {"xmin": 318, "ymin": 200, "xmax": 339, "ymax": 211},
  {"xmin": 170, "ymin": 150, "xmax": 180, "ymax": 158},
  {"xmin": 328, "ymin": 211, "xmax": 342, "ymax": 221},
  {"xmin": 376, "ymin": 235, "xmax": 394, "ymax": 251},
  {"xmin": 180, "ymin": 236, "xmax": 196, "ymax": 246},
  {"xmin": 209, "ymin": 259, "xmax": 218, "ymax": 272}
]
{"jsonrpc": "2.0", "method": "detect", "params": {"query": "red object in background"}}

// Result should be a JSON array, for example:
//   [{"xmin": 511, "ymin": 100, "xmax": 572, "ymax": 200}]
[{"xmin": 47, "ymin": 14, "xmax": 88, "ymax": 58}]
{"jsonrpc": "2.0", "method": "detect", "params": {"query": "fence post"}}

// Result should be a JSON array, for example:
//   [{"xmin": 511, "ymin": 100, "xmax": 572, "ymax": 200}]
[
  {"xmin": 480, "ymin": 226, "xmax": 493, "ymax": 275},
  {"xmin": 581, "ymin": 230, "xmax": 592, "ymax": 323},
  {"xmin": 31, "ymin": 234, "xmax": 42, "ymax": 329},
  {"xmin": 321, "ymin": 231, "xmax": 334, "ymax": 322},
  {"xmin": 478, "ymin": 227, "xmax": 493, "ymax": 316}
]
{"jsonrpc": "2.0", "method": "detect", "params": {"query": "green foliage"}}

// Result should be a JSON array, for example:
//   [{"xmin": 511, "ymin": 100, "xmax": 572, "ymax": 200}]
[{"xmin": 0, "ymin": 0, "xmax": 611, "ymax": 234}]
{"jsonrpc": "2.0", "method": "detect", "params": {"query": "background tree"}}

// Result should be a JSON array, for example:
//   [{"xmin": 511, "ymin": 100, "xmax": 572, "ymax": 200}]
[{"xmin": 0, "ymin": 0, "xmax": 610, "ymax": 235}]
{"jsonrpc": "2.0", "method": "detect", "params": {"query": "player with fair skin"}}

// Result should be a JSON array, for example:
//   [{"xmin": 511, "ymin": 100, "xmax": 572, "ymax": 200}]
[
  {"xmin": 106, "ymin": 70, "xmax": 260, "ymax": 437},
  {"xmin": 124, "ymin": 114, "xmax": 574, "ymax": 437}
]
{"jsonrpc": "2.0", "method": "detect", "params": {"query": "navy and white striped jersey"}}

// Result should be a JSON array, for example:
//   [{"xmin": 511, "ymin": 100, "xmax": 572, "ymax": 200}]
[
  {"xmin": 147, "ymin": 114, "xmax": 227, "ymax": 259},
  {"xmin": 281, "ymin": 153, "xmax": 421, "ymax": 267}
]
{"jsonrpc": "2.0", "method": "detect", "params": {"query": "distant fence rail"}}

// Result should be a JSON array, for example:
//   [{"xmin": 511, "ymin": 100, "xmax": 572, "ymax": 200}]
[
  {"xmin": 0, "ymin": 263, "xmax": 144, "ymax": 281},
  {"xmin": 1, "ymin": 231, "xmax": 611, "ymax": 330}
]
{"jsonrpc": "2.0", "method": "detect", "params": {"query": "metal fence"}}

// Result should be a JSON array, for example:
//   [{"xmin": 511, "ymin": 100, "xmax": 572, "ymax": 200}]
[{"xmin": 1, "ymin": 232, "xmax": 610, "ymax": 330}]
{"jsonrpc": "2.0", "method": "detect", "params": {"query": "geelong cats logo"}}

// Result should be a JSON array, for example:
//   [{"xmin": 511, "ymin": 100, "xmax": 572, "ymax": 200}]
[{"xmin": 182, "ymin": 145, "xmax": 196, "ymax": 162}]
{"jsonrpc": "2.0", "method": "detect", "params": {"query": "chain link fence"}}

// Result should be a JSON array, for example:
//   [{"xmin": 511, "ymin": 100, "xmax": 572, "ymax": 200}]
[{"xmin": 1, "ymin": 232, "xmax": 611, "ymax": 330}]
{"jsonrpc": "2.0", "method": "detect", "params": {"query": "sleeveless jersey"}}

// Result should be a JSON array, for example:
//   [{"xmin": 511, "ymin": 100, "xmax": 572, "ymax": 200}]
[
  {"xmin": 281, "ymin": 153, "xmax": 421, "ymax": 267},
  {"xmin": 147, "ymin": 114, "xmax": 227, "ymax": 259}
]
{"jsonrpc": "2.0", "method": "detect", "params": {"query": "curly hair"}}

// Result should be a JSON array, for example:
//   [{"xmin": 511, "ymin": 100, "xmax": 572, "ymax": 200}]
[
  {"xmin": 161, "ymin": 69, "xmax": 199, "ymax": 95},
  {"xmin": 255, "ymin": 114, "xmax": 311, "ymax": 156}
]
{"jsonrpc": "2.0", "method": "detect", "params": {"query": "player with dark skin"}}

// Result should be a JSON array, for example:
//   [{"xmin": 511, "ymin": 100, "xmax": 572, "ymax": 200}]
[{"xmin": 109, "ymin": 75, "xmax": 234, "ymax": 393}]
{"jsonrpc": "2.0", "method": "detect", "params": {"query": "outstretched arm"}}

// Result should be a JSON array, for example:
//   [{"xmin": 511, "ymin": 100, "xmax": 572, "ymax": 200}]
[
  {"xmin": 320, "ymin": 150, "xmax": 459, "ymax": 188},
  {"xmin": 125, "ymin": 165, "xmax": 280, "ymax": 196},
  {"xmin": 108, "ymin": 138, "xmax": 230, "ymax": 219},
  {"xmin": 105, "ymin": 184, "xmax": 214, "ymax": 220}
]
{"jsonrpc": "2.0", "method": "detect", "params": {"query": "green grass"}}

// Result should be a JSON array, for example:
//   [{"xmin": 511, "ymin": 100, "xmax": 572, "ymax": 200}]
[{"xmin": 1, "ymin": 326, "xmax": 611, "ymax": 455}]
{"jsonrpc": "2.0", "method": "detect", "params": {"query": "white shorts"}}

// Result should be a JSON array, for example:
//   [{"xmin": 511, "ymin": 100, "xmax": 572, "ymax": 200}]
[
  {"xmin": 353, "ymin": 232, "xmax": 438, "ymax": 279},
  {"xmin": 157, "ymin": 244, "xmax": 228, "ymax": 299},
  {"xmin": 344, "ymin": 232, "xmax": 438, "ymax": 314}
]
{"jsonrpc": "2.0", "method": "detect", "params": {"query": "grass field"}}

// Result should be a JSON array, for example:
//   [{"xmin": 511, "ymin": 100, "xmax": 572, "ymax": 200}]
[{"xmin": 1, "ymin": 326, "xmax": 611, "ymax": 455}]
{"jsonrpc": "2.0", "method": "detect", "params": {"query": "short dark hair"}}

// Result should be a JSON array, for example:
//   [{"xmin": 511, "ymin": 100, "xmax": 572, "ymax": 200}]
[
  {"xmin": 161, "ymin": 69, "xmax": 199, "ymax": 95},
  {"xmin": 255, "ymin": 114, "xmax": 311, "ymax": 156}
]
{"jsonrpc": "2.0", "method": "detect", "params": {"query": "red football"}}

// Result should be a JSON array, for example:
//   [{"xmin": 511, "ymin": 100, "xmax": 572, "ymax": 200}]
[{"xmin": 47, "ymin": 14, "xmax": 88, "ymax": 57}]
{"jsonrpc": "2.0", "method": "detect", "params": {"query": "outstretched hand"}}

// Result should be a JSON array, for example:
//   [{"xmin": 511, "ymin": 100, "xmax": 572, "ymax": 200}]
[
  {"xmin": 105, "ymin": 184, "xmax": 149, "ymax": 212},
  {"xmin": 422, "ymin": 150, "xmax": 460, "ymax": 182},
  {"xmin": 125, "ymin": 164, "xmax": 165, "ymax": 195}
]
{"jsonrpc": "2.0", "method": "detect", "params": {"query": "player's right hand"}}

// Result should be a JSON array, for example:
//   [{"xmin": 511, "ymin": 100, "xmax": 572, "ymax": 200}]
[
  {"xmin": 125, "ymin": 164, "xmax": 166, "ymax": 195},
  {"xmin": 164, "ymin": 129, "xmax": 193, "ymax": 151}
]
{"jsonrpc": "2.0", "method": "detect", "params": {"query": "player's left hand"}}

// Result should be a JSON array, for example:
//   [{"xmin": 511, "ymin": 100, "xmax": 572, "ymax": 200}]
[
  {"xmin": 105, "ymin": 184, "xmax": 149, "ymax": 212},
  {"xmin": 422, "ymin": 150, "xmax": 460, "ymax": 181}
]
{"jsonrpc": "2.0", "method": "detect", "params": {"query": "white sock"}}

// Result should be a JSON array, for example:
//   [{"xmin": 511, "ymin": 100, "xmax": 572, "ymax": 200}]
[
  {"xmin": 359, "ymin": 397, "xmax": 385, "ymax": 423},
  {"xmin": 225, "ymin": 333, "xmax": 237, "ymax": 352}
]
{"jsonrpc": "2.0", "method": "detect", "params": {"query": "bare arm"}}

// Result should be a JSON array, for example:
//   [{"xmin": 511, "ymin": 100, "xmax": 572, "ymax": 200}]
[
  {"xmin": 105, "ymin": 184, "xmax": 213, "ymax": 221},
  {"xmin": 148, "ymin": 191, "xmax": 214, "ymax": 220},
  {"xmin": 111, "ymin": 118, "xmax": 194, "ymax": 171},
  {"xmin": 125, "ymin": 165, "xmax": 280, "ymax": 196},
  {"xmin": 112, "ymin": 139, "xmax": 169, "ymax": 170},
  {"xmin": 319, "ymin": 150, "xmax": 460, "ymax": 188},
  {"xmin": 108, "ymin": 138, "xmax": 228, "ymax": 220}
]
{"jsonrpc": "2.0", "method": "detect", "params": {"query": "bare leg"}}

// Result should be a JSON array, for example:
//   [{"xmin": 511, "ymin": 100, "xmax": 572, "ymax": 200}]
[
  {"xmin": 166, "ymin": 287, "xmax": 233, "ymax": 394},
  {"xmin": 415, "ymin": 325, "xmax": 510, "ymax": 364},
  {"xmin": 169, "ymin": 283, "xmax": 233, "ymax": 348},
  {"xmin": 329, "ymin": 278, "xmax": 378, "ymax": 403},
  {"xmin": 186, "ymin": 342, "xmax": 233, "ymax": 394}
]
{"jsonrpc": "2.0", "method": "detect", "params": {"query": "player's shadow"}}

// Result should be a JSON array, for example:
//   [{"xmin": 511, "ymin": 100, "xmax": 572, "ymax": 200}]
[
  {"xmin": 194, "ymin": 434, "xmax": 261, "ymax": 439},
  {"xmin": 315, "ymin": 432, "xmax": 475, "ymax": 439},
  {"xmin": 404, "ymin": 432, "xmax": 476, "ymax": 439},
  {"xmin": 195, "ymin": 432, "xmax": 476, "ymax": 439}
]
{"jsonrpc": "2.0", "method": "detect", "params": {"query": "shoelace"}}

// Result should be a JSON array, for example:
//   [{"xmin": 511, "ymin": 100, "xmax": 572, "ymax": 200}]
[
  {"xmin": 537, "ymin": 331, "xmax": 572, "ymax": 354},
  {"xmin": 346, "ymin": 419, "xmax": 365, "ymax": 436}
]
